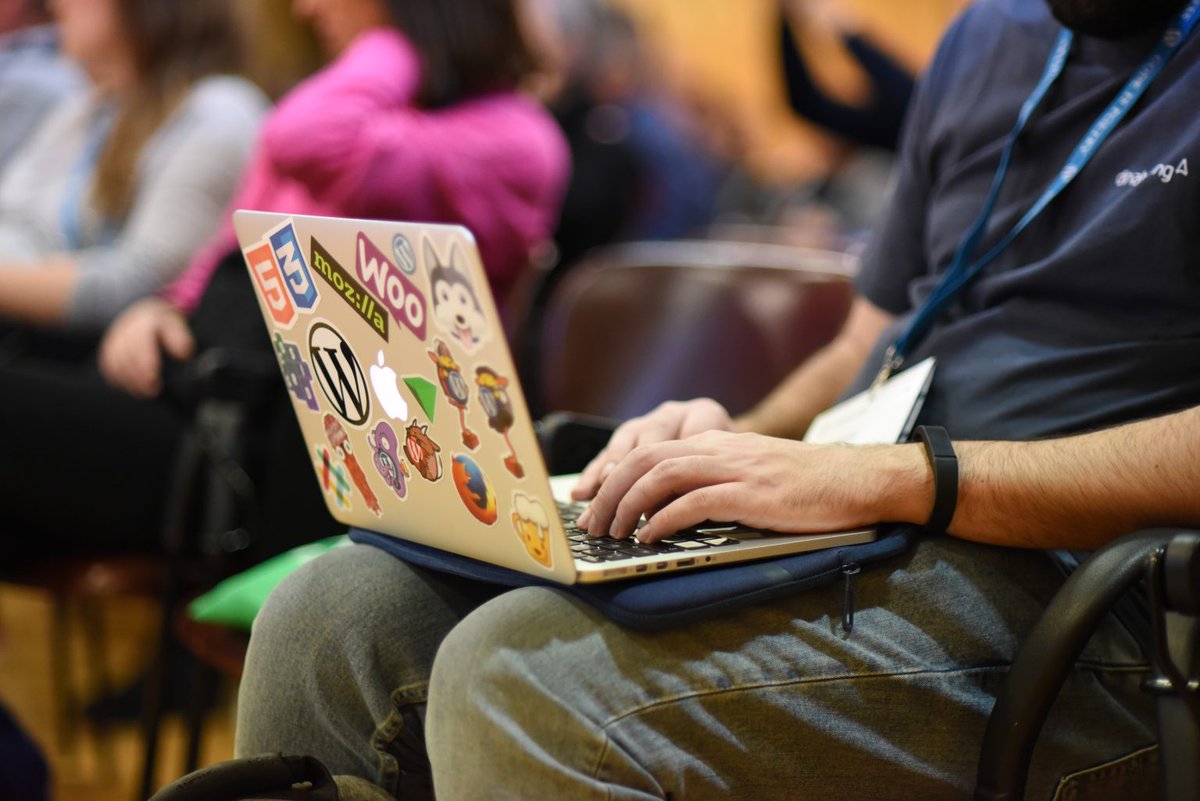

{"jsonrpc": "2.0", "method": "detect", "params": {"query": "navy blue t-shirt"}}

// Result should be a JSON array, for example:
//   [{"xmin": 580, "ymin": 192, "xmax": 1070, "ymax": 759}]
[{"xmin": 852, "ymin": 0, "xmax": 1200, "ymax": 441}]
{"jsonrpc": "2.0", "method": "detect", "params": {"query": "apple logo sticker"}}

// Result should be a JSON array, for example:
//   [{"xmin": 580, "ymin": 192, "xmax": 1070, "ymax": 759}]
[{"xmin": 370, "ymin": 350, "xmax": 409, "ymax": 421}]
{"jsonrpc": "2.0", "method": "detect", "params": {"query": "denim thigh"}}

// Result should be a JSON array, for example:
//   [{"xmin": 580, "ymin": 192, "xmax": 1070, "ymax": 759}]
[
  {"xmin": 236, "ymin": 544, "xmax": 501, "ymax": 799},
  {"xmin": 427, "ymin": 537, "xmax": 1155, "ymax": 801}
]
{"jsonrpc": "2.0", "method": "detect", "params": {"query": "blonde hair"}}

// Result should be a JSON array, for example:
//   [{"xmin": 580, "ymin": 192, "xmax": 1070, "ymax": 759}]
[{"xmin": 92, "ymin": 0, "xmax": 244, "ymax": 222}]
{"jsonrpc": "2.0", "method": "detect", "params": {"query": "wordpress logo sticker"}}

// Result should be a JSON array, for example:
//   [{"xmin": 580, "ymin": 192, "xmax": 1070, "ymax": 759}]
[{"xmin": 308, "ymin": 321, "xmax": 371, "ymax": 427}]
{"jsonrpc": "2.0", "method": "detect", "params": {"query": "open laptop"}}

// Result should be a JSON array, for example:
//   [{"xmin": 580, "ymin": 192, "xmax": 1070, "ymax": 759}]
[{"xmin": 233, "ymin": 210, "xmax": 877, "ymax": 584}]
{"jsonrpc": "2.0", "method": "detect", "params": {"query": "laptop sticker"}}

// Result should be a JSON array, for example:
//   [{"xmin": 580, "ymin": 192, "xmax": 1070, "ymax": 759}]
[
  {"xmin": 369, "ymin": 350, "xmax": 408, "ymax": 420},
  {"xmin": 475, "ymin": 366, "xmax": 524, "ymax": 478},
  {"xmin": 512, "ymin": 493, "xmax": 553, "ymax": 569},
  {"xmin": 267, "ymin": 220, "xmax": 319, "ymax": 311},
  {"xmin": 324, "ymin": 414, "xmax": 382, "ymax": 516},
  {"xmin": 405, "ymin": 420, "xmax": 443, "ymax": 482},
  {"xmin": 392, "ymin": 232, "xmax": 417, "ymax": 275},
  {"xmin": 368, "ymin": 420, "xmax": 408, "ymax": 500},
  {"xmin": 311, "ymin": 236, "xmax": 389, "ymax": 341},
  {"xmin": 425, "ymin": 237, "xmax": 490, "ymax": 354},
  {"xmin": 315, "ymin": 445, "xmax": 352, "ymax": 510},
  {"xmin": 356, "ymin": 232, "xmax": 427, "ymax": 341},
  {"xmin": 451, "ymin": 453, "xmax": 498, "ymax": 525},
  {"xmin": 428, "ymin": 339, "xmax": 480, "ymax": 450},
  {"xmin": 246, "ymin": 240, "xmax": 297, "ymax": 328},
  {"xmin": 404, "ymin": 376, "xmax": 439, "ymax": 423},
  {"xmin": 309, "ymin": 321, "xmax": 371, "ymax": 427},
  {"xmin": 274, "ymin": 333, "xmax": 319, "ymax": 412}
]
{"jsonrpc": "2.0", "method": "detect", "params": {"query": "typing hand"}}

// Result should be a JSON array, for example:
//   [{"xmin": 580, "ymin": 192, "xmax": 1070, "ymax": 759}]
[
  {"xmin": 571, "ymin": 398, "xmax": 736, "ymax": 502},
  {"xmin": 579, "ymin": 431, "xmax": 930, "ymax": 544}
]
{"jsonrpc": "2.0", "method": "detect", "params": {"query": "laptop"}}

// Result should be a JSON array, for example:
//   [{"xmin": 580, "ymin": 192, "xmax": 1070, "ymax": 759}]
[{"xmin": 233, "ymin": 210, "xmax": 877, "ymax": 584}]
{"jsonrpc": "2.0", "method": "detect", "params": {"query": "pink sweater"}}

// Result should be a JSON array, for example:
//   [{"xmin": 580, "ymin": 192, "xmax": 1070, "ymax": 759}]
[{"xmin": 162, "ymin": 29, "xmax": 568, "ymax": 312}]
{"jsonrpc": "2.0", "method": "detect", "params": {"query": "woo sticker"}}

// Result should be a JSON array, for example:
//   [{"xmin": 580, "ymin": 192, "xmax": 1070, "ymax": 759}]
[
  {"xmin": 324, "ymin": 413, "xmax": 381, "ymax": 516},
  {"xmin": 428, "ymin": 339, "xmax": 479, "ymax": 450},
  {"xmin": 368, "ymin": 420, "xmax": 408, "ymax": 500},
  {"xmin": 356, "ymin": 233, "xmax": 426, "ymax": 341},
  {"xmin": 245, "ymin": 241, "xmax": 296, "ymax": 328},
  {"xmin": 315, "ymin": 445, "xmax": 352, "ymax": 510},
  {"xmin": 274, "ymin": 332, "xmax": 319, "ymax": 412},
  {"xmin": 404, "ymin": 420, "xmax": 443, "ymax": 482},
  {"xmin": 452, "ymin": 453, "xmax": 497, "ymax": 526},
  {"xmin": 310, "ymin": 236, "xmax": 388, "ymax": 341},
  {"xmin": 268, "ymin": 220, "xmax": 319, "ymax": 311},
  {"xmin": 512, "ymin": 493, "xmax": 553, "ymax": 569},
  {"xmin": 308, "ymin": 321, "xmax": 371, "ymax": 427},
  {"xmin": 425, "ymin": 237, "xmax": 490, "ymax": 355},
  {"xmin": 476, "ymin": 366, "xmax": 523, "ymax": 478}
]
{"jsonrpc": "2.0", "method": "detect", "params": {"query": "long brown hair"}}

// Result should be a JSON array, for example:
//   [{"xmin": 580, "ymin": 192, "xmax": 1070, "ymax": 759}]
[
  {"xmin": 382, "ymin": 0, "xmax": 538, "ymax": 108},
  {"xmin": 92, "ymin": 0, "xmax": 244, "ymax": 222}
]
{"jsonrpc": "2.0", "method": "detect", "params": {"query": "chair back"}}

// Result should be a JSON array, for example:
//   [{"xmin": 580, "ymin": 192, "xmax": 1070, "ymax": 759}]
[{"xmin": 537, "ymin": 240, "xmax": 856, "ymax": 419}]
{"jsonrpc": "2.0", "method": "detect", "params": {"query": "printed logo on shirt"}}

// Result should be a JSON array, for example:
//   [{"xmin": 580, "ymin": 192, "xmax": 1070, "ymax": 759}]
[
  {"xmin": 356, "ymin": 232, "xmax": 427, "ymax": 341},
  {"xmin": 268, "ymin": 220, "xmax": 320, "ymax": 311},
  {"xmin": 1115, "ymin": 158, "xmax": 1189, "ymax": 187},
  {"xmin": 310, "ymin": 236, "xmax": 389, "ymax": 341},
  {"xmin": 245, "ymin": 240, "xmax": 297, "ymax": 328},
  {"xmin": 308, "ymin": 320, "xmax": 371, "ymax": 427}
]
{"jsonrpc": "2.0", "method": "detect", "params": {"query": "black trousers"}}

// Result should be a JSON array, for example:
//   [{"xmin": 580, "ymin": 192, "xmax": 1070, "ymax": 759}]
[{"xmin": 0, "ymin": 252, "xmax": 340, "ymax": 564}]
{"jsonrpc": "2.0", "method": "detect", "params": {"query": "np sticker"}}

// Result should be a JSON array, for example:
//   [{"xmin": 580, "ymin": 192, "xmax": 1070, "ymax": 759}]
[
  {"xmin": 476, "ymin": 366, "xmax": 523, "ymax": 478},
  {"xmin": 368, "ymin": 420, "xmax": 408, "ymax": 500},
  {"xmin": 356, "ymin": 232, "xmax": 426, "ymax": 341},
  {"xmin": 404, "ymin": 420, "xmax": 443, "ymax": 482},
  {"xmin": 310, "ymin": 236, "xmax": 388, "ymax": 341},
  {"xmin": 324, "ymin": 413, "xmax": 382, "ymax": 516},
  {"xmin": 308, "ymin": 321, "xmax": 371, "ymax": 427},
  {"xmin": 428, "ymin": 339, "xmax": 479, "ymax": 450},
  {"xmin": 315, "ymin": 445, "xmax": 352, "ymax": 510}
]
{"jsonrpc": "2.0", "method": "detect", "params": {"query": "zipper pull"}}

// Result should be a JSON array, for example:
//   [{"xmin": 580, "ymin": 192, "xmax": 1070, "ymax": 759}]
[{"xmin": 841, "ymin": 562, "xmax": 862, "ymax": 634}]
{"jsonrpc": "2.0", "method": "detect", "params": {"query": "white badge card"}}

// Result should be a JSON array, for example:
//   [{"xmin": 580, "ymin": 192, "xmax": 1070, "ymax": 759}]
[{"xmin": 803, "ymin": 357, "xmax": 936, "ymax": 446}]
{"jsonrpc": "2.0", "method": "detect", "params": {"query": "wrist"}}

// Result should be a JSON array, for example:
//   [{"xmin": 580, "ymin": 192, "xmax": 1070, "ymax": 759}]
[{"xmin": 867, "ymin": 442, "xmax": 935, "ymax": 525}]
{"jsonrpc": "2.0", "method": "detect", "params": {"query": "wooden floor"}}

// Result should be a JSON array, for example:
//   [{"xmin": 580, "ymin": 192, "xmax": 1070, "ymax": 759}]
[{"xmin": 0, "ymin": 582, "xmax": 236, "ymax": 801}]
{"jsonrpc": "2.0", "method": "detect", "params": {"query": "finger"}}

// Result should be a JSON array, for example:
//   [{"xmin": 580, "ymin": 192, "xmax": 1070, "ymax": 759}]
[
  {"xmin": 159, "ymin": 313, "xmax": 195, "ymax": 361},
  {"xmin": 607, "ymin": 455, "xmax": 730, "ymax": 540},
  {"xmin": 637, "ymin": 485, "xmax": 740, "ymax": 543},
  {"xmin": 128, "ymin": 340, "xmax": 162, "ymax": 398},
  {"xmin": 573, "ymin": 447, "xmax": 613, "ymax": 500},
  {"xmin": 585, "ymin": 439, "xmax": 715, "ymax": 539}
]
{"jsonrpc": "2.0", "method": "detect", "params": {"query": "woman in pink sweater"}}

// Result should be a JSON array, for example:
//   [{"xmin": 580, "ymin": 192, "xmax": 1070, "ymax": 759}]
[
  {"xmin": 100, "ymin": 0, "xmax": 569, "ymax": 397},
  {"xmin": 0, "ymin": 0, "xmax": 565, "ymax": 564}
]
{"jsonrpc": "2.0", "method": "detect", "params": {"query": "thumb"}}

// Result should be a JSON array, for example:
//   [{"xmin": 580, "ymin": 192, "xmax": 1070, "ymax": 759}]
[{"xmin": 158, "ymin": 311, "xmax": 196, "ymax": 361}]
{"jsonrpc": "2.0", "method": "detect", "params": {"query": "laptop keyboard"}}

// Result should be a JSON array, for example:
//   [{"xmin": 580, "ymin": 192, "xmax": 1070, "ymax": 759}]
[{"xmin": 556, "ymin": 501, "xmax": 742, "ymax": 564}]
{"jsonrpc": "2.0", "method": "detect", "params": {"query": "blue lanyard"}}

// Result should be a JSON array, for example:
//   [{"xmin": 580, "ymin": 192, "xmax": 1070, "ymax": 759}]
[{"xmin": 876, "ymin": 0, "xmax": 1200, "ymax": 386}]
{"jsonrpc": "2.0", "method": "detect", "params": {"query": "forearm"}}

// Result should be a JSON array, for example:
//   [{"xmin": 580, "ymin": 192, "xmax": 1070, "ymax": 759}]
[
  {"xmin": 736, "ymin": 296, "xmax": 891, "ymax": 438},
  {"xmin": 948, "ymin": 407, "xmax": 1200, "ymax": 548},
  {"xmin": 0, "ymin": 260, "xmax": 79, "ymax": 326}
]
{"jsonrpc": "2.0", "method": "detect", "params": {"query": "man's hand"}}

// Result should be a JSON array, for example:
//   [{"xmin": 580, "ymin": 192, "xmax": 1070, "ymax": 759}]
[
  {"xmin": 571, "ymin": 399, "xmax": 736, "ymax": 501},
  {"xmin": 578, "ymin": 430, "xmax": 931, "ymax": 543},
  {"xmin": 98, "ymin": 297, "xmax": 195, "ymax": 398}
]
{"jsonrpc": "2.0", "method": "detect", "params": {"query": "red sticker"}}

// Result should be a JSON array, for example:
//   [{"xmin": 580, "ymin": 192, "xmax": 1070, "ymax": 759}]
[{"xmin": 246, "ymin": 241, "xmax": 297, "ymax": 327}]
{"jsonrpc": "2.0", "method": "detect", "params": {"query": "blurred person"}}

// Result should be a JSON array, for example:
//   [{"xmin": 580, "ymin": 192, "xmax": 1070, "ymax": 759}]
[
  {"xmin": 0, "ymin": 0, "xmax": 82, "ymax": 171},
  {"xmin": 0, "ymin": 0, "xmax": 567, "ymax": 561},
  {"xmin": 0, "ymin": 0, "xmax": 264, "ymax": 342}
]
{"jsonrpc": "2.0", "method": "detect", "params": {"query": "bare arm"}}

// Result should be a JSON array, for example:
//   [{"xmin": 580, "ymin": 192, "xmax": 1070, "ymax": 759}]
[
  {"xmin": 735, "ymin": 295, "xmax": 894, "ymax": 437},
  {"xmin": 0, "ymin": 259, "xmax": 78, "ymax": 325},
  {"xmin": 582, "ymin": 405, "xmax": 1200, "ymax": 550}
]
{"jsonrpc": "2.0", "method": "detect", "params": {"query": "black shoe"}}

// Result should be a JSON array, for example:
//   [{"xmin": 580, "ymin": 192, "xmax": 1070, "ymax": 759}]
[{"xmin": 148, "ymin": 754, "xmax": 339, "ymax": 801}]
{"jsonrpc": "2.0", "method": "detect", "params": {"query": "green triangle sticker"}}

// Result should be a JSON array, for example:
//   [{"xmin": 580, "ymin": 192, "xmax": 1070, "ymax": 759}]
[{"xmin": 404, "ymin": 376, "xmax": 439, "ymax": 422}]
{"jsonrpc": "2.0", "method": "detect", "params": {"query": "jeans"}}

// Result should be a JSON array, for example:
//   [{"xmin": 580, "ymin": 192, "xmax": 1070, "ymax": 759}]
[{"xmin": 236, "ymin": 538, "xmax": 1157, "ymax": 800}]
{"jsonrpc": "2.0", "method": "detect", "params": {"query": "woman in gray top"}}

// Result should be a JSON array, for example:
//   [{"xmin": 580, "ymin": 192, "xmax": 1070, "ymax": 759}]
[{"xmin": 0, "ymin": 0, "xmax": 266, "ymax": 335}]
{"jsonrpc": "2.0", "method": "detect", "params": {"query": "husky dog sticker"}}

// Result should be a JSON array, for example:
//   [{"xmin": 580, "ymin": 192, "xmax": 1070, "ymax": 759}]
[{"xmin": 425, "ymin": 237, "xmax": 490, "ymax": 354}]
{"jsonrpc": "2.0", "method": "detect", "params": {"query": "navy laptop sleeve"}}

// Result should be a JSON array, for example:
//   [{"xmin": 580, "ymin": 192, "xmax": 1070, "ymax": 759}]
[{"xmin": 350, "ymin": 525, "xmax": 919, "ymax": 630}]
